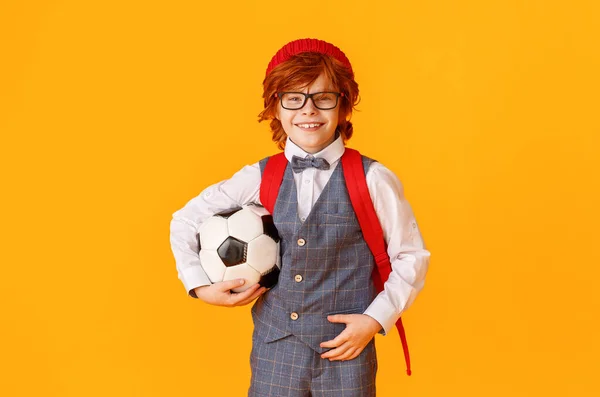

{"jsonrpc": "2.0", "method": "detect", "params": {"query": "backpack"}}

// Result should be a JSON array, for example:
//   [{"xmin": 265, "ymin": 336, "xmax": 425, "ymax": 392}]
[{"xmin": 260, "ymin": 147, "xmax": 413, "ymax": 376}]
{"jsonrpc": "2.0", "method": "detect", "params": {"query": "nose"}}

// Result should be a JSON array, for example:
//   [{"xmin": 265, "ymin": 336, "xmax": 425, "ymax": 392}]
[{"xmin": 301, "ymin": 97, "xmax": 318, "ymax": 115}]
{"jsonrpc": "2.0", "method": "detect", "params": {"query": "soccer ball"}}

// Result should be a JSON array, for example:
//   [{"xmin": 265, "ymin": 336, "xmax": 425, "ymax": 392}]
[{"xmin": 197, "ymin": 204, "xmax": 281, "ymax": 293}]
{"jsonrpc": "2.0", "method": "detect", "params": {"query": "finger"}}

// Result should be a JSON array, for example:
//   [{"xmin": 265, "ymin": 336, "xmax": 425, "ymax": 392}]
[
  {"xmin": 336, "ymin": 346, "xmax": 358, "ymax": 361},
  {"xmin": 228, "ymin": 283, "xmax": 261, "ymax": 304},
  {"xmin": 217, "ymin": 278, "xmax": 247, "ymax": 292},
  {"xmin": 321, "ymin": 341, "xmax": 351, "ymax": 360},
  {"xmin": 347, "ymin": 347, "xmax": 364, "ymax": 361},
  {"xmin": 235, "ymin": 287, "xmax": 267, "ymax": 306},
  {"xmin": 327, "ymin": 314, "xmax": 352, "ymax": 324},
  {"xmin": 321, "ymin": 343, "xmax": 351, "ymax": 360},
  {"xmin": 320, "ymin": 332, "xmax": 347, "ymax": 349}
]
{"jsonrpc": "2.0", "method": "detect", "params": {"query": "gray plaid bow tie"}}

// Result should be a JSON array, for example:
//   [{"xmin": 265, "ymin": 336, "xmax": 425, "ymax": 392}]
[{"xmin": 291, "ymin": 155, "xmax": 331, "ymax": 173}]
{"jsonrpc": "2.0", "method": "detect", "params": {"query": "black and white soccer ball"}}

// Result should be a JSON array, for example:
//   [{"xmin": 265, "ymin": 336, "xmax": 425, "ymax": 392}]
[{"xmin": 197, "ymin": 204, "xmax": 281, "ymax": 293}]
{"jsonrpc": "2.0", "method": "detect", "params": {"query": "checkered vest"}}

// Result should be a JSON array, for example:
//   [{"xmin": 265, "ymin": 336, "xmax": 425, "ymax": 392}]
[{"xmin": 251, "ymin": 156, "xmax": 376, "ymax": 354}]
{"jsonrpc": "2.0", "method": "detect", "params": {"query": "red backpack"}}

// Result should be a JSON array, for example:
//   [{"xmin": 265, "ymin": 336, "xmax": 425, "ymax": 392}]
[{"xmin": 260, "ymin": 148, "xmax": 413, "ymax": 376}]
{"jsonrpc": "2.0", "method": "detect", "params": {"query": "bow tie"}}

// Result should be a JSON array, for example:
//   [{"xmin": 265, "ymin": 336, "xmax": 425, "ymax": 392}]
[{"xmin": 291, "ymin": 155, "xmax": 331, "ymax": 173}]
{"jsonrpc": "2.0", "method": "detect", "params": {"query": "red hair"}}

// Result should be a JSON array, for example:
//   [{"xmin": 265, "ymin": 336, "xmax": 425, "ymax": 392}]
[{"xmin": 258, "ymin": 52, "xmax": 360, "ymax": 150}]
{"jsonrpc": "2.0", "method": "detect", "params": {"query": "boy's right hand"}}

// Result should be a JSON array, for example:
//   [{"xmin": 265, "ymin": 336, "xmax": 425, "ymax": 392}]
[{"xmin": 193, "ymin": 279, "xmax": 267, "ymax": 307}]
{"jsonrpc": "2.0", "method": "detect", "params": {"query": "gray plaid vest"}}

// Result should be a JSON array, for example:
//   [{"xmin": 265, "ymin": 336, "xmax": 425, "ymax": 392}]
[{"xmin": 252, "ymin": 155, "xmax": 377, "ymax": 353}]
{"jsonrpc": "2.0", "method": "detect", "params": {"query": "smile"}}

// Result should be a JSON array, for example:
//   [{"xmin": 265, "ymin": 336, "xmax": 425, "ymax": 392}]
[{"xmin": 295, "ymin": 123, "xmax": 324, "ymax": 129}]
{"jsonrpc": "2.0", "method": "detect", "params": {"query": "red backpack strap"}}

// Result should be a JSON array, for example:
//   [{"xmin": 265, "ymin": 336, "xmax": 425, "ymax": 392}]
[
  {"xmin": 341, "ymin": 148, "xmax": 412, "ymax": 376},
  {"xmin": 260, "ymin": 153, "xmax": 288, "ymax": 214}
]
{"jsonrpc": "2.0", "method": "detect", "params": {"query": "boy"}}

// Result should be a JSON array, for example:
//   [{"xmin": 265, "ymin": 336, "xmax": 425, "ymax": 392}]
[{"xmin": 170, "ymin": 38, "xmax": 431, "ymax": 396}]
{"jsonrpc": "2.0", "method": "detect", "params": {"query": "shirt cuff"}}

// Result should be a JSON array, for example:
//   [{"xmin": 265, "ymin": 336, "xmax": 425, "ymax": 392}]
[
  {"xmin": 364, "ymin": 293, "xmax": 402, "ymax": 336},
  {"xmin": 180, "ymin": 266, "xmax": 212, "ymax": 298}
]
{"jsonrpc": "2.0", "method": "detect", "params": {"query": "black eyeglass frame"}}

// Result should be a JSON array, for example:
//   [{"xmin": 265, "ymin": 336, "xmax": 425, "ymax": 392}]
[{"xmin": 275, "ymin": 91, "xmax": 345, "ymax": 110}]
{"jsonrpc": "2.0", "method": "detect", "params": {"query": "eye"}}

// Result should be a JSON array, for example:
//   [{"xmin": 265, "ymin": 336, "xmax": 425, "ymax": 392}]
[
  {"xmin": 286, "ymin": 94, "xmax": 303, "ymax": 101},
  {"xmin": 314, "ymin": 93, "xmax": 334, "ymax": 101}
]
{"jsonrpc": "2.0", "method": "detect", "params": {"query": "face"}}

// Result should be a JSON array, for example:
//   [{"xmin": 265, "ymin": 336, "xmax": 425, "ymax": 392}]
[{"xmin": 275, "ymin": 72, "xmax": 340, "ymax": 154}]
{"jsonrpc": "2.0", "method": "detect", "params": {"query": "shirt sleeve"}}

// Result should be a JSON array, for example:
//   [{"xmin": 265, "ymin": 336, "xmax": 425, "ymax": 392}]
[
  {"xmin": 362, "ymin": 162, "xmax": 431, "ymax": 335},
  {"xmin": 169, "ymin": 162, "xmax": 262, "ymax": 298}
]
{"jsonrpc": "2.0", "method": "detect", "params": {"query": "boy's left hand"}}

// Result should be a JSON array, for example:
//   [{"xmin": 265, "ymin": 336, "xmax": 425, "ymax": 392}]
[{"xmin": 319, "ymin": 314, "xmax": 383, "ymax": 361}]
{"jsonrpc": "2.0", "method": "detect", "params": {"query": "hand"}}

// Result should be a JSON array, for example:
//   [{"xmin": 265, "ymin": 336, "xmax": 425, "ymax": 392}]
[
  {"xmin": 193, "ymin": 279, "xmax": 267, "ymax": 307},
  {"xmin": 320, "ymin": 314, "xmax": 383, "ymax": 361}
]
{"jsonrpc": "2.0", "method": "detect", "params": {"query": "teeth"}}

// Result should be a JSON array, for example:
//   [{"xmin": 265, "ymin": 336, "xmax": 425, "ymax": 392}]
[{"xmin": 297, "ymin": 123, "xmax": 321, "ymax": 128}]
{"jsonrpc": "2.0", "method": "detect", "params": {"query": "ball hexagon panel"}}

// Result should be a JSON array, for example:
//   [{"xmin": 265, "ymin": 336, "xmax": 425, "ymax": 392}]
[
  {"xmin": 215, "ymin": 207, "xmax": 243, "ymax": 219},
  {"xmin": 199, "ymin": 250, "xmax": 226, "ymax": 283},
  {"xmin": 261, "ymin": 215, "xmax": 280, "ymax": 243},
  {"xmin": 259, "ymin": 266, "xmax": 280, "ymax": 289},
  {"xmin": 246, "ymin": 234, "xmax": 279, "ymax": 274},
  {"xmin": 242, "ymin": 205, "xmax": 280, "ymax": 243},
  {"xmin": 225, "ymin": 264, "xmax": 261, "ymax": 293},
  {"xmin": 197, "ymin": 216, "xmax": 229, "ymax": 250},
  {"xmin": 217, "ymin": 236, "xmax": 247, "ymax": 267},
  {"xmin": 227, "ymin": 209, "xmax": 264, "ymax": 242},
  {"xmin": 244, "ymin": 204, "xmax": 270, "ymax": 218}
]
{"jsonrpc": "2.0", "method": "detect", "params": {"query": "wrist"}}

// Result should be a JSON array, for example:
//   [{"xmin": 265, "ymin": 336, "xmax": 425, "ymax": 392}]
[
  {"xmin": 365, "ymin": 314, "xmax": 383, "ymax": 333},
  {"xmin": 192, "ymin": 285, "xmax": 209, "ymax": 299}
]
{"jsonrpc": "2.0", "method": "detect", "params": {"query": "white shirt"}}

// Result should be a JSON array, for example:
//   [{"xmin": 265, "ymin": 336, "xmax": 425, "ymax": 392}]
[{"xmin": 169, "ymin": 135, "xmax": 431, "ymax": 335}]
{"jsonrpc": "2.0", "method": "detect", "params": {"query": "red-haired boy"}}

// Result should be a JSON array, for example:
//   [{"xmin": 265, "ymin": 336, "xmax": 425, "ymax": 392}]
[{"xmin": 170, "ymin": 38, "xmax": 431, "ymax": 397}]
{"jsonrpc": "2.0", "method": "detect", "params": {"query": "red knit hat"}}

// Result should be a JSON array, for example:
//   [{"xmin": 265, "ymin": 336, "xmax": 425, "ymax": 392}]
[{"xmin": 265, "ymin": 38, "xmax": 354, "ymax": 79}]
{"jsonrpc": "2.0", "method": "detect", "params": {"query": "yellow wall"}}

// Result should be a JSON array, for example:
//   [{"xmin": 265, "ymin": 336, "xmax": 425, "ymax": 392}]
[{"xmin": 1, "ymin": 1, "xmax": 599, "ymax": 396}]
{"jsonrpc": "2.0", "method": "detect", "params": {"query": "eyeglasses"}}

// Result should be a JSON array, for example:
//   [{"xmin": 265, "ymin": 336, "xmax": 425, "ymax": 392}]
[{"xmin": 275, "ymin": 91, "xmax": 344, "ymax": 110}]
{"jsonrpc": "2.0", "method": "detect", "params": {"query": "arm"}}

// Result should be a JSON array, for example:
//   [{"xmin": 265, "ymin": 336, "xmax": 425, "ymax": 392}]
[
  {"xmin": 362, "ymin": 162, "xmax": 431, "ymax": 334},
  {"xmin": 169, "ymin": 163, "xmax": 266, "ymax": 305},
  {"xmin": 321, "ymin": 162, "xmax": 431, "ymax": 360}
]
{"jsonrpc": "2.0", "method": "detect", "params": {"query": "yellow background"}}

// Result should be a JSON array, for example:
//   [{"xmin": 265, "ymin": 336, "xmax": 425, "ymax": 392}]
[{"xmin": 1, "ymin": 0, "xmax": 599, "ymax": 396}]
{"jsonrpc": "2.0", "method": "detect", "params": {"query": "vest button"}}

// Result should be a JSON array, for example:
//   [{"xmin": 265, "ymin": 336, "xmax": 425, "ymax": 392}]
[
  {"xmin": 297, "ymin": 238, "xmax": 306, "ymax": 246},
  {"xmin": 294, "ymin": 274, "xmax": 303, "ymax": 282},
  {"xmin": 290, "ymin": 312, "xmax": 299, "ymax": 320}
]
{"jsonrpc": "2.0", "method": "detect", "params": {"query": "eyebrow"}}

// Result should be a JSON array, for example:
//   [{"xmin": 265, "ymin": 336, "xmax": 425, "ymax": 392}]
[{"xmin": 288, "ymin": 87, "xmax": 336, "ymax": 92}]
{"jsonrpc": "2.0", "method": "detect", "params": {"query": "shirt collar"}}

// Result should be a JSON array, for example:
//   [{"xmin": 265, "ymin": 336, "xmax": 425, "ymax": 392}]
[{"xmin": 284, "ymin": 134, "xmax": 345, "ymax": 165}]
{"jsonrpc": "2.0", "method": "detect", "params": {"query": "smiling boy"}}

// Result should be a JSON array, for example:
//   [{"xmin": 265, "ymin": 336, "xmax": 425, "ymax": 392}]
[{"xmin": 170, "ymin": 38, "xmax": 430, "ymax": 396}]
